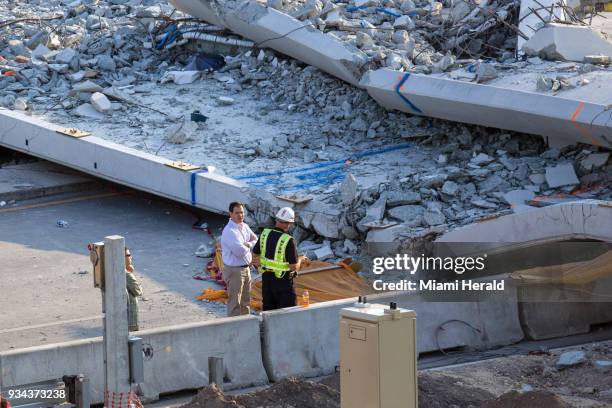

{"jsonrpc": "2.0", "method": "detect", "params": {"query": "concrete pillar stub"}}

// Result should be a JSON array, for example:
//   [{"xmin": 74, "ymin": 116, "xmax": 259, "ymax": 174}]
[{"xmin": 103, "ymin": 235, "xmax": 131, "ymax": 403}]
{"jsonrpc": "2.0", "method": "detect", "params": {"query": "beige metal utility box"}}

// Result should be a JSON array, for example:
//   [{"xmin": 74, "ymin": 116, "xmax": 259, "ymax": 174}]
[{"xmin": 340, "ymin": 302, "xmax": 417, "ymax": 408}]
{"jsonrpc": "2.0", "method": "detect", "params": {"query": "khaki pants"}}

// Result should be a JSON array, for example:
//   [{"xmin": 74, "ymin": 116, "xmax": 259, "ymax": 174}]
[{"xmin": 224, "ymin": 265, "xmax": 251, "ymax": 317}]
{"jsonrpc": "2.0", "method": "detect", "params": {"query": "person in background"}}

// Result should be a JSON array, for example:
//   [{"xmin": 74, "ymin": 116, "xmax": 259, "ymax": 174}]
[
  {"xmin": 253, "ymin": 207, "xmax": 308, "ymax": 311},
  {"xmin": 125, "ymin": 247, "xmax": 143, "ymax": 331},
  {"xmin": 220, "ymin": 202, "xmax": 258, "ymax": 317}
]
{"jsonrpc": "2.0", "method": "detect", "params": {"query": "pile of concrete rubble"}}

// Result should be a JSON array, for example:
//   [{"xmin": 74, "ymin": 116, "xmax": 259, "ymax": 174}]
[
  {"xmin": 0, "ymin": 0, "xmax": 610, "ymax": 264},
  {"xmin": 278, "ymin": 0, "xmax": 521, "ymax": 72}
]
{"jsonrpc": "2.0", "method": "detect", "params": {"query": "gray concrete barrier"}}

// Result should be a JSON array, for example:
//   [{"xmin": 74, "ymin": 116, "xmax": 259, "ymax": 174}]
[
  {"xmin": 518, "ymin": 277, "xmax": 612, "ymax": 340},
  {"xmin": 260, "ymin": 279, "xmax": 524, "ymax": 381},
  {"xmin": 0, "ymin": 338, "xmax": 105, "ymax": 402},
  {"xmin": 0, "ymin": 316, "xmax": 267, "ymax": 404},
  {"xmin": 139, "ymin": 316, "xmax": 268, "ymax": 399}
]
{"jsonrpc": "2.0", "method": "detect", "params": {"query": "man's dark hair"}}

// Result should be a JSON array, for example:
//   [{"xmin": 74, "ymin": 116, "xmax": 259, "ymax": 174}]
[{"xmin": 229, "ymin": 202, "xmax": 245, "ymax": 213}]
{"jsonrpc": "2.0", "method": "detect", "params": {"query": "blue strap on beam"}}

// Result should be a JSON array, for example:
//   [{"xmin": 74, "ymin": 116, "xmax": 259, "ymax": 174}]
[
  {"xmin": 190, "ymin": 168, "xmax": 208, "ymax": 206},
  {"xmin": 395, "ymin": 73, "xmax": 423, "ymax": 114}
]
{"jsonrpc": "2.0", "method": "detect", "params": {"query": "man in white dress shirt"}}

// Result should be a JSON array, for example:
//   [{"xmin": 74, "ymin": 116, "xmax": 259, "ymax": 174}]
[{"xmin": 220, "ymin": 202, "xmax": 258, "ymax": 316}]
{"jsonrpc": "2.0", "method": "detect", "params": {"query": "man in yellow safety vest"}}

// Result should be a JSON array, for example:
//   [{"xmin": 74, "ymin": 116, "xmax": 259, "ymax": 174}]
[{"xmin": 253, "ymin": 207, "xmax": 308, "ymax": 310}]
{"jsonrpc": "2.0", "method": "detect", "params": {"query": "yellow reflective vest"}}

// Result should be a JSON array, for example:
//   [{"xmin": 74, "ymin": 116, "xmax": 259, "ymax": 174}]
[{"xmin": 259, "ymin": 228, "xmax": 292, "ymax": 279}]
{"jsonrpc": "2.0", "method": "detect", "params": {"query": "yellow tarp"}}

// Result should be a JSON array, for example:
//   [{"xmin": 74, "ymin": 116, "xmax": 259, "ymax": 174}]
[
  {"xmin": 510, "ymin": 250, "xmax": 612, "ymax": 285},
  {"xmin": 197, "ymin": 260, "xmax": 375, "ymax": 311}
]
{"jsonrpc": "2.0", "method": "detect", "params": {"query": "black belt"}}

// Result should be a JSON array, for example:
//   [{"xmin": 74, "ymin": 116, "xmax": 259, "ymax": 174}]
[{"xmin": 228, "ymin": 264, "xmax": 249, "ymax": 268}]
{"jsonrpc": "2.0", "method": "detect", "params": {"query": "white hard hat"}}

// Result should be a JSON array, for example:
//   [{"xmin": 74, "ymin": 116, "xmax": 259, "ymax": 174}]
[{"xmin": 275, "ymin": 207, "xmax": 295, "ymax": 223}]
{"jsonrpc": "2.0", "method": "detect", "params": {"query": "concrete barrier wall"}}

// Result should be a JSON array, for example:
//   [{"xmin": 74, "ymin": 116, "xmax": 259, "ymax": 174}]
[
  {"xmin": 0, "ymin": 338, "xmax": 106, "ymax": 401},
  {"xmin": 140, "ymin": 316, "xmax": 268, "ymax": 398},
  {"xmin": 261, "ymin": 279, "xmax": 523, "ymax": 381},
  {"xmin": 518, "ymin": 277, "xmax": 612, "ymax": 340},
  {"xmin": 0, "ymin": 316, "xmax": 267, "ymax": 404}
]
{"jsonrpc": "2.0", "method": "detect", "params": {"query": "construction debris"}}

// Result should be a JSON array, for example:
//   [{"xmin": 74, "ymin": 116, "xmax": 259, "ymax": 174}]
[
  {"xmin": 182, "ymin": 341, "xmax": 612, "ymax": 408},
  {"xmin": 0, "ymin": 0, "xmax": 611, "ymax": 255}
]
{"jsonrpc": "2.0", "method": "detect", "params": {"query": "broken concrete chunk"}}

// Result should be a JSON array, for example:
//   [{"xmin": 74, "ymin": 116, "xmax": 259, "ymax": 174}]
[
  {"xmin": 165, "ymin": 118, "xmax": 198, "ymax": 144},
  {"xmin": 340, "ymin": 173, "xmax": 359, "ymax": 205},
  {"xmin": 358, "ymin": 195, "xmax": 387, "ymax": 231},
  {"xmin": 387, "ymin": 205, "xmax": 424, "ymax": 226},
  {"xmin": 580, "ymin": 153, "xmax": 609, "ymax": 171},
  {"xmin": 218, "ymin": 96, "xmax": 235, "ymax": 106},
  {"xmin": 471, "ymin": 153, "xmax": 494, "ymax": 166},
  {"xmin": 556, "ymin": 351, "xmax": 586, "ymax": 369},
  {"xmin": 13, "ymin": 98, "xmax": 28, "ymax": 111},
  {"xmin": 441, "ymin": 181, "xmax": 459, "ymax": 196},
  {"xmin": 160, "ymin": 70, "xmax": 200, "ymax": 85},
  {"xmin": 594, "ymin": 360, "xmax": 612, "ymax": 372},
  {"xmin": 343, "ymin": 239, "xmax": 358, "ymax": 254},
  {"xmin": 49, "ymin": 64, "xmax": 69, "ymax": 73},
  {"xmin": 75, "ymin": 103, "xmax": 105, "ymax": 120},
  {"xmin": 478, "ymin": 175, "xmax": 506, "ymax": 193},
  {"xmin": 393, "ymin": 15, "xmax": 415, "ymax": 30},
  {"xmin": 503, "ymin": 189, "xmax": 535, "ymax": 208},
  {"xmin": 90, "ymin": 92, "xmax": 111, "ymax": 113},
  {"xmin": 424, "ymin": 211, "xmax": 445, "ymax": 226},
  {"xmin": 73, "ymin": 80, "xmax": 103, "ymax": 93},
  {"xmin": 541, "ymin": 148, "xmax": 560, "ymax": 159},
  {"xmin": 471, "ymin": 198, "xmax": 497, "ymax": 209},
  {"xmin": 523, "ymin": 23, "xmax": 612, "ymax": 63},
  {"xmin": 313, "ymin": 244, "xmax": 334, "ymax": 260},
  {"xmin": 432, "ymin": 53, "xmax": 455, "ymax": 73},
  {"xmin": 386, "ymin": 191, "xmax": 421, "ymax": 206},
  {"xmin": 450, "ymin": 0, "xmax": 471, "ymax": 21},
  {"xmin": 31, "ymin": 44, "xmax": 51, "ymax": 60},
  {"xmin": 420, "ymin": 174, "xmax": 447, "ymax": 188},
  {"xmin": 96, "ymin": 55, "xmax": 116, "ymax": 71},
  {"xmin": 529, "ymin": 173, "xmax": 546, "ymax": 185},
  {"xmin": 267, "ymin": 0, "xmax": 283, "ymax": 9},
  {"xmin": 475, "ymin": 63, "xmax": 497, "ymax": 83},
  {"xmin": 55, "ymin": 48, "xmax": 77, "ymax": 65},
  {"xmin": 365, "ymin": 223, "xmax": 412, "ymax": 255},
  {"xmin": 545, "ymin": 163, "xmax": 579, "ymax": 188},
  {"xmin": 583, "ymin": 55, "xmax": 610, "ymax": 65}
]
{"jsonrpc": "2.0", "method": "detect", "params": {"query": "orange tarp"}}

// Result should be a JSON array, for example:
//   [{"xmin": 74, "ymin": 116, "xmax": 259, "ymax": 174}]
[{"xmin": 197, "ymin": 260, "xmax": 375, "ymax": 311}]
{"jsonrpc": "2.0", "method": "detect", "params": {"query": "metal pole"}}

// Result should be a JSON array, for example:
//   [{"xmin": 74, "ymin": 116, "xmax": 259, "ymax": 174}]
[{"xmin": 103, "ymin": 235, "xmax": 131, "ymax": 406}]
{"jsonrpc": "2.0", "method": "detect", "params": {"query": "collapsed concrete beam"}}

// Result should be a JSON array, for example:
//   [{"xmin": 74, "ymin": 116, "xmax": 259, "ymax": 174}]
[
  {"xmin": 437, "ymin": 200, "xmax": 612, "ymax": 247},
  {"xmin": 437, "ymin": 201, "xmax": 612, "ymax": 341},
  {"xmin": 169, "ymin": 0, "xmax": 368, "ymax": 86},
  {"xmin": 0, "ymin": 109, "xmax": 247, "ymax": 214},
  {"xmin": 522, "ymin": 23, "xmax": 612, "ymax": 62},
  {"xmin": 518, "ymin": 0, "xmax": 566, "ymax": 51},
  {"xmin": 0, "ymin": 109, "xmax": 344, "ymax": 238},
  {"xmin": 360, "ymin": 69, "xmax": 612, "ymax": 148}
]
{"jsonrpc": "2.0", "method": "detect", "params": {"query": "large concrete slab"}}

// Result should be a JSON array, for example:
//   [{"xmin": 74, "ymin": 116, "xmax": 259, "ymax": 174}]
[
  {"xmin": 522, "ymin": 23, "xmax": 612, "ymax": 62},
  {"xmin": 437, "ymin": 200, "xmax": 612, "ymax": 247},
  {"xmin": 361, "ymin": 69, "xmax": 612, "ymax": 148},
  {"xmin": 518, "ymin": 0, "xmax": 566, "ymax": 51},
  {"xmin": 0, "ymin": 316, "xmax": 268, "ymax": 404},
  {"xmin": 0, "ymin": 108, "xmax": 248, "ymax": 215},
  {"xmin": 169, "ymin": 0, "xmax": 367, "ymax": 86},
  {"xmin": 260, "ymin": 283, "xmax": 523, "ymax": 381}
]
